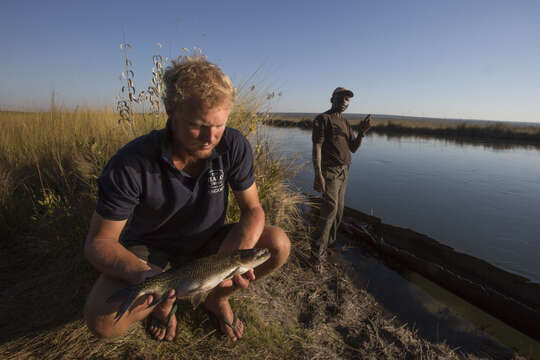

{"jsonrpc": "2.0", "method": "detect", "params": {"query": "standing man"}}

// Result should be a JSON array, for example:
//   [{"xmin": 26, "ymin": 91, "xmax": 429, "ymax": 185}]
[
  {"xmin": 83, "ymin": 57, "xmax": 290, "ymax": 342},
  {"xmin": 312, "ymin": 87, "xmax": 371, "ymax": 271}
]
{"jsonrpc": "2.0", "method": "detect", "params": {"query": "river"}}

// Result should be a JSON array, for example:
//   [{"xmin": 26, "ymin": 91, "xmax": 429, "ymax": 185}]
[{"xmin": 266, "ymin": 126, "xmax": 540, "ymax": 283}]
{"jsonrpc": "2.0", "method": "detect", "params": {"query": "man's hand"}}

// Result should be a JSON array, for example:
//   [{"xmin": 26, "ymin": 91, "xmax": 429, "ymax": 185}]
[
  {"xmin": 216, "ymin": 236, "xmax": 256, "ymax": 289},
  {"xmin": 218, "ymin": 268, "xmax": 256, "ymax": 289},
  {"xmin": 141, "ymin": 261, "xmax": 164, "ymax": 281},
  {"xmin": 129, "ymin": 260, "xmax": 166, "ymax": 307},
  {"xmin": 314, "ymin": 174, "xmax": 326, "ymax": 193},
  {"xmin": 359, "ymin": 114, "xmax": 372, "ymax": 135},
  {"xmin": 221, "ymin": 270, "xmax": 256, "ymax": 289},
  {"xmin": 130, "ymin": 259, "xmax": 163, "ymax": 285}
]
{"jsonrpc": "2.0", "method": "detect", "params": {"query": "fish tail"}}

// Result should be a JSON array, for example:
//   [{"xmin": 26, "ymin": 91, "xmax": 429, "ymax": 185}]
[{"xmin": 107, "ymin": 285, "xmax": 142, "ymax": 324}]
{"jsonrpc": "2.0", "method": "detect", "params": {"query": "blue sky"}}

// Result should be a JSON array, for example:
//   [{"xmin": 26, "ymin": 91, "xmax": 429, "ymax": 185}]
[{"xmin": 1, "ymin": 0, "xmax": 539, "ymax": 122}]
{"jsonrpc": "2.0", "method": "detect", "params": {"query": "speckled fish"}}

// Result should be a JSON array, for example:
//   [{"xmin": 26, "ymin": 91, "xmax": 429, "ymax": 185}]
[{"xmin": 108, "ymin": 248, "xmax": 271, "ymax": 324}]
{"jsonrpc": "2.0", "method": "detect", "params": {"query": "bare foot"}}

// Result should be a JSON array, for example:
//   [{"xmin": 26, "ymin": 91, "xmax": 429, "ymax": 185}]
[
  {"xmin": 204, "ymin": 296, "xmax": 243, "ymax": 341},
  {"xmin": 146, "ymin": 290, "xmax": 177, "ymax": 341}
]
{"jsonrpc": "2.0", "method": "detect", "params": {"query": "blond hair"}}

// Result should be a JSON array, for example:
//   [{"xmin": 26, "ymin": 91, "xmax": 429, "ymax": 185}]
[{"xmin": 163, "ymin": 56, "xmax": 236, "ymax": 115}]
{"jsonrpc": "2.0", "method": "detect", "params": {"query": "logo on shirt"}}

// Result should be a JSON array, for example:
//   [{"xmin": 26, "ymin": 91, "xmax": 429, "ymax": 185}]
[{"xmin": 208, "ymin": 169, "xmax": 225, "ymax": 194}]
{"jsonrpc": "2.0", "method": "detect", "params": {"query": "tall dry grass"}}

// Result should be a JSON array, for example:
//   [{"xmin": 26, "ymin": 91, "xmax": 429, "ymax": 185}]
[{"xmin": 0, "ymin": 82, "xmax": 312, "ymax": 359}]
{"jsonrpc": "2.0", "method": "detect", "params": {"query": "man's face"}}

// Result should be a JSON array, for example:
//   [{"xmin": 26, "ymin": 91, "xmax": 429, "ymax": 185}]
[
  {"xmin": 171, "ymin": 98, "xmax": 231, "ymax": 160},
  {"xmin": 331, "ymin": 93, "xmax": 350, "ymax": 113}
]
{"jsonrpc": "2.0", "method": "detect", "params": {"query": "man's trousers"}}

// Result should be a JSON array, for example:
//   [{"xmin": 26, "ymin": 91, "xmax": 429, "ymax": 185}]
[{"xmin": 315, "ymin": 165, "xmax": 349, "ymax": 261}]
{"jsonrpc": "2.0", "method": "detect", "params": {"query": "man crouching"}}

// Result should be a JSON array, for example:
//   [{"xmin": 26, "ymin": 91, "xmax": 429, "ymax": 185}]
[{"xmin": 83, "ymin": 57, "xmax": 290, "ymax": 342}]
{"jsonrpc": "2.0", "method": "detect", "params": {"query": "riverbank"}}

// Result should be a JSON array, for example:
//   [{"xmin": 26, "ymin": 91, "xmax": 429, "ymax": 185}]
[
  {"xmin": 268, "ymin": 113, "xmax": 540, "ymax": 147},
  {"xmin": 0, "ymin": 229, "xmax": 480, "ymax": 360},
  {"xmin": 0, "ymin": 109, "xmax": 528, "ymax": 359},
  {"xmin": 335, "ymin": 200, "xmax": 540, "ymax": 341}
]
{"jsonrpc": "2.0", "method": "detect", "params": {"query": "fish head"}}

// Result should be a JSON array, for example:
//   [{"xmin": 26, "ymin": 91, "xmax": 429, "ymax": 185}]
[{"xmin": 236, "ymin": 248, "xmax": 271, "ymax": 269}]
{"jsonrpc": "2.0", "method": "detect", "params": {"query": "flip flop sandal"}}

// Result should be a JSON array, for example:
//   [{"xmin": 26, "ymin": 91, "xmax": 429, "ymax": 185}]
[
  {"xmin": 207, "ymin": 311, "xmax": 239, "ymax": 340},
  {"xmin": 221, "ymin": 313, "xmax": 238, "ymax": 332},
  {"xmin": 145, "ymin": 302, "xmax": 178, "ymax": 341}
]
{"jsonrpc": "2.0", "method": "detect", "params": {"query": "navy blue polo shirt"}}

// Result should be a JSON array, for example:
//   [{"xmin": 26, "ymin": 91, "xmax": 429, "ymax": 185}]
[{"xmin": 95, "ymin": 126, "xmax": 255, "ymax": 255}]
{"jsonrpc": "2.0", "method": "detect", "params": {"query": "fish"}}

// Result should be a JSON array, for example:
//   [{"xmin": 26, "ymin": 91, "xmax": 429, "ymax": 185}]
[{"xmin": 107, "ymin": 248, "xmax": 271, "ymax": 324}]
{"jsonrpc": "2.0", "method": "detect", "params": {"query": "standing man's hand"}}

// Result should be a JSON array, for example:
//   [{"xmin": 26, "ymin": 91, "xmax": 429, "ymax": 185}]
[
  {"xmin": 314, "ymin": 173, "xmax": 326, "ymax": 193},
  {"xmin": 360, "ymin": 114, "xmax": 372, "ymax": 136}
]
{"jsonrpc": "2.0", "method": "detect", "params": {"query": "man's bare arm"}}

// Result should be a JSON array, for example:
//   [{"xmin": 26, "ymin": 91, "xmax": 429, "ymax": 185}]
[
  {"xmin": 84, "ymin": 211, "xmax": 157, "ymax": 285},
  {"xmin": 217, "ymin": 183, "xmax": 265, "ymax": 288},
  {"xmin": 312, "ymin": 142, "xmax": 325, "ymax": 193},
  {"xmin": 222, "ymin": 183, "xmax": 265, "ymax": 251}
]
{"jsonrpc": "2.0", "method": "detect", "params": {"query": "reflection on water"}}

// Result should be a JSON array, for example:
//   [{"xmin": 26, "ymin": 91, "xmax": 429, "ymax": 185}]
[
  {"xmin": 340, "ymin": 243, "xmax": 540, "ymax": 359},
  {"xmin": 376, "ymin": 131, "xmax": 540, "ymax": 151},
  {"xmin": 266, "ymin": 126, "xmax": 540, "ymax": 283}
]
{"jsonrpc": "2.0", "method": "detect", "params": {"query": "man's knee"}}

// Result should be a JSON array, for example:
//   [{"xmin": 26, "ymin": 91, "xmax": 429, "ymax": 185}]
[
  {"xmin": 83, "ymin": 276, "xmax": 133, "ymax": 339},
  {"xmin": 84, "ymin": 299, "xmax": 116, "ymax": 339},
  {"xmin": 322, "ymin": 191, "xmax": 339, "ymax": 205},
  {"xmin": 275, "ymin": 227, "xmax": 291, "ymax": 257},
  {"xmin": 263, "ymin": 226, "xmax": 290, "ymax": 259},
  {"xmin": 320, "ymin": 196, "xmax": 339, "ymax": 218}
]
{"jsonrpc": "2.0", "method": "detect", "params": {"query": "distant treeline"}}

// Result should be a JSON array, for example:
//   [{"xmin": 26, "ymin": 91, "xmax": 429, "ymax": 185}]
[{"xmin": 267, "ymin": 114, "xmax": 540, "ymax": 146}]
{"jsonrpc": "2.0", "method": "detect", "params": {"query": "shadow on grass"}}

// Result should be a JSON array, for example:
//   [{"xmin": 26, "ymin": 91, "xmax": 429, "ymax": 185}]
[{"xmin": 0, "ymin": 217, "xmax": 96, "ymax": 346}]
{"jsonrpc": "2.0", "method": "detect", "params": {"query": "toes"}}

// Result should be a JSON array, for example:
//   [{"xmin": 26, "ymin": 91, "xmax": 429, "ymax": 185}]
[
  {"xmin": 234, "ymin": 319, "xmax": 244, "ymax": 339},
  {"xmin": 149, "ymin": 324, "xmax": 164, "ymax": 340},
  {"xmin": 165, "ymin": 316, "xmax": 177, "ymax": 341},
  {"xmin": 151, "ymin": 326, "xmax": 163, "ymax": 340},
  {"xmin": 229, "ymin": 330, "xmax": 238, "ymax": 342},
  {"xmin": 220, "ymin": 322, "xmax": 236, "ymax": 341},
  {"xmin": 149, "ymin": 319, "xmax": 176, "ymax": 341},
  {"xmin": 221, "ymin": 318, "xmax": 242, "ymax": 341}
]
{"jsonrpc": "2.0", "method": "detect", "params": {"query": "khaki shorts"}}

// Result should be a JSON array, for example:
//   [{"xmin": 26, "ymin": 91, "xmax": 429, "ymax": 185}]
[{"xmin": 127, "ymin": 223, "xmax": 235, "ymax": 270}]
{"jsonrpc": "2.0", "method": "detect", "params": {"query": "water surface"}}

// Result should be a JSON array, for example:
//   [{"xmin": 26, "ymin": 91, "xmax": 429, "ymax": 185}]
[{"xmin": 266, "ymin": 126, "xmax": 540, "ymax": 283}]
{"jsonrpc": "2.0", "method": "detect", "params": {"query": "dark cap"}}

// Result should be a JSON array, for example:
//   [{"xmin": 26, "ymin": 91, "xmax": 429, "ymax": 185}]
[{"xmin": 332, "ymin": 87, "xmax": 354, "ymax": 98}]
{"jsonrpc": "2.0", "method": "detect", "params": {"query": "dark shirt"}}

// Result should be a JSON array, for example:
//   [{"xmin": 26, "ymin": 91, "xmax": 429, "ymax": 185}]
[
  {"xmin": 312, "ymin": 110, "xmax": 355, "ymax": 167},
  {"xmin": 96, "ymin": 127, "xmax": 255, "ymax": 256}
]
